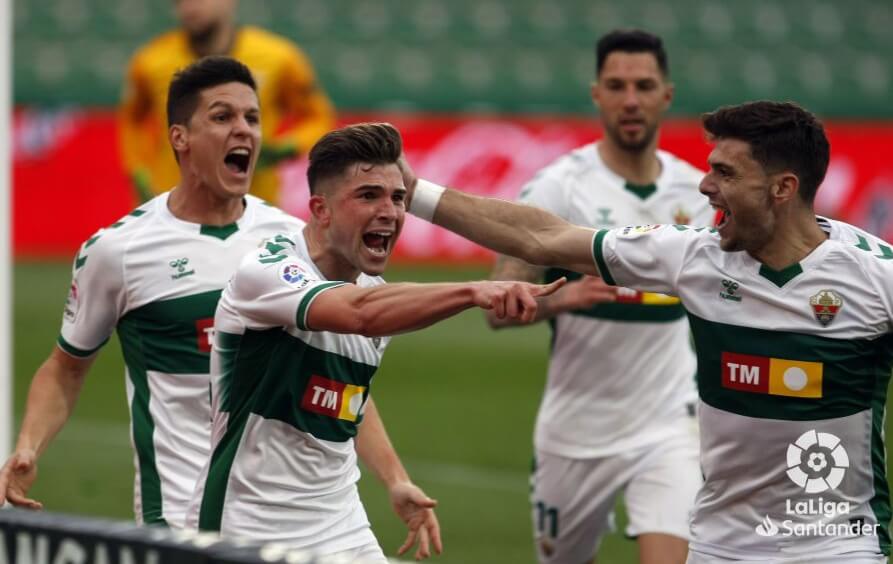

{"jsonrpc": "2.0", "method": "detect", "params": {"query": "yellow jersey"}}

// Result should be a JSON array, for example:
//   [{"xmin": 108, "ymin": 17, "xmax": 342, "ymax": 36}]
[{"xmin": 118, "ymin": 26, "xmax": 335, "ymax": 204}]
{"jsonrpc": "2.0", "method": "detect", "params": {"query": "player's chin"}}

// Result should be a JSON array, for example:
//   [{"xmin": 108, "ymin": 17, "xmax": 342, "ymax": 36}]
[{"xmin": 358, "ymin": 249, "xmax": 391, "ymax": 276}]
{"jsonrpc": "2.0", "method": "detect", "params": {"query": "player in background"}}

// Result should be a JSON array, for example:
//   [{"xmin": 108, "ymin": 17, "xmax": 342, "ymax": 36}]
[
  {"xmin": 1, "ymin": 59, "xmax": 443, "ymax": 560},
  {"xmin": 119, "ymin": 0, "xmax": 334, "ymax": 204},
  {"xmin": 484, "ymin": 29, "xmax": 709, "ymax": 564},
  {"xmin": 185, "ymin": 122, "xmax": 564, "ymax": 562},
  {"xmin": 402, "ymin": 101, "xmax": 893, "ymax": 563}
]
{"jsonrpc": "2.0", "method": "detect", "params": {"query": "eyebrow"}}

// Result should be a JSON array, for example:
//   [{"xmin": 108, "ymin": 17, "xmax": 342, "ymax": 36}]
[
  {"xmin": 353, "ymin": 184, "xmax": 407, "ymax": 193},
  {"xmin": 207, "ymin": 101, "xmax": 259, "ymax": 113}
]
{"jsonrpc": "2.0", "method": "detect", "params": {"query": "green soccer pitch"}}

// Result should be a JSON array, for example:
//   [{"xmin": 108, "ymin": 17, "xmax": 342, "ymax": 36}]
[{"xmin": 11, "ymin": 261, "xmax": 893, "ymax": 563}]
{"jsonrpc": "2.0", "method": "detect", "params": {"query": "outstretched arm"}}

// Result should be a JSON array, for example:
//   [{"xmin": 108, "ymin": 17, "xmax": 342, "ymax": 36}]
[
  {"xmin": 400, "ymin": 159, "xmax": 600, "ymax": 275},
  {"xmin": 356, "ymin": 397, "xmax": 442, "ymax": 560},
  {"xmin": 0, "ymin": 347, "xmax": 95, "ymax": 508},
  {"xmin": 306, "ymin": 278, "xmax": 565, "ymax": 336}
]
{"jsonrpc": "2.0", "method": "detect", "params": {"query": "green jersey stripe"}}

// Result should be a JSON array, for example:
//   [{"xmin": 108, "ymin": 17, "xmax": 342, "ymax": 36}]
[
  {"xmin": 219, "ymin": 328, "xmax": 376, "ymax": 441},
  {"xmin": 592, "ymin": 230, "xmax": 615, "ymax": 286},
  {"xmin": 121, "ymin": 351, "xmax": 164, "ymax": 525},
  {"xmin": 870, "ymin": 351, "xmax": 893, "ymax": 554},
  {"xmin": 198, "ymin": 410, "xmax": 250, "ymax": 531},
  {"xmin": 56, "ymin": 334, "xmax": 107, "ymax": 358},
  {"xmin": 689, "ymin": 312, "xmax": 893, "ymax": 421},
  {"xmin": 296, "ymin": 283, "xmax": 346, "ymax": 331},
  {"xmin": 117, "ymin": 290, "xmax": 221, "ymax": 374}
]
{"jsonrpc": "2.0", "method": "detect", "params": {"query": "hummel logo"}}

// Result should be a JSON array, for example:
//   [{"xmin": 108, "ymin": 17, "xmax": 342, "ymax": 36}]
[
  {"xmin": 720, "ymin": 279, "xmax": 742, "ymax": 302},
  {"xmin": 596, "ymin": 208, "xmax": 616, "ymax": 227},
  {"xmin": 169, "ymin": 258, "xmax": 195, "ymax": 280}
]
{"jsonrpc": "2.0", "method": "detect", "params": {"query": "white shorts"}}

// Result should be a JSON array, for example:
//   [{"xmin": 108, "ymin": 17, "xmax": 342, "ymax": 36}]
[
  {"xmin": 326, "ymin": 542, "xmax": 388, "ymax": 563},
  {"xmin": 531, "ymin": 418, "xmax": 701, "ymax": 564},
  {"xmin": 686, "ymin": 549, "xmax": 887, "ymax": 564}
]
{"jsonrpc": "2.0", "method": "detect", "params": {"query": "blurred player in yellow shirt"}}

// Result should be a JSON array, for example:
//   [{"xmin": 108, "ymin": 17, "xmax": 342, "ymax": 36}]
[{"xmin": 119, "ymin": 0, "xmax": 335, "ymax": 204}]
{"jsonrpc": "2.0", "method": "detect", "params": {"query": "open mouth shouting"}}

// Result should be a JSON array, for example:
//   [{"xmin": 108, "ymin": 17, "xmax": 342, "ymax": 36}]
[
  {"xmin": 224, "ymin": 147, "xmax": 252, "ymax": 177},
  {"xmin": 362, "ymin": 230, "xmax": 394, "ymax": 257},
  {"xmin": 712, "ymin": 203, "xmax": 731, "ymax": 230}
]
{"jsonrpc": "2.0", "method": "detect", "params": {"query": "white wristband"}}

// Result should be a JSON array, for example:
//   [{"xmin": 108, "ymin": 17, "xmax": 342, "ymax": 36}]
[{"xmin": 410, "ymin": 179, "xmax": 446, "ymax": 222}]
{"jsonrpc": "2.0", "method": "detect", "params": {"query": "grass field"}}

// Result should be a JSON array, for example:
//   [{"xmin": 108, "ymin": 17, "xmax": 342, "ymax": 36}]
[{"xmin": 12, "ymin": 261, "xmax": 892, "ymax": 563}]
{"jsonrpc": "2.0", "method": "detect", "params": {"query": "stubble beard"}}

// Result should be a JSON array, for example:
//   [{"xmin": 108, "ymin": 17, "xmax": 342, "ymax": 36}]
[{"xmin": 605, "ymin": 120, "xmax": 658, "ymax": 154}]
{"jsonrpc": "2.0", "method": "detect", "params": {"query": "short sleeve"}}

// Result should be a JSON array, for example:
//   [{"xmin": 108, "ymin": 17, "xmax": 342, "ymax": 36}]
[
  {"xmin": 58, "ymin": 232, "xmax": 127, "ymax": 357},
  {"xmin": 227, "ymin": 246, "xmax": 345, "ymax": 331},
  {"xmin": 593, "ymin": 224, "xmax": 700, "ymax": 296}
]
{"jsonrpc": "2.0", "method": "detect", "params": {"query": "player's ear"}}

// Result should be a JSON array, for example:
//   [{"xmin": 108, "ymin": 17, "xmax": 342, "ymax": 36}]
[
  {"xmin": 590, "ymin": 80, "xmax": 600, "ymax": 110},
  {"xmin": 170, "ymin": 124, "xmax": 188, "ymax": 154},
  {"xmin": 771, "ymin": 172, "xmax": 799, "ymax": 204},
  {"xmin": 663, "ymin": 80, "xmax": 675, "ymax": 107},
  {"xmin": 309, "ymin": 193, "xmax": 331, "ymax": 225}
]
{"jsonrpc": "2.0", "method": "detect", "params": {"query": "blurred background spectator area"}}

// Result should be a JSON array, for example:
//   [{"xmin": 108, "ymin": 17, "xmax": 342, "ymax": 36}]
[
  {"xmin": 15, "ymin": 0, "xmax": 893, "ymax": 115},
  {"xmin": 12, "ymin": 0, "xmax": 893, "ymax": 260}
]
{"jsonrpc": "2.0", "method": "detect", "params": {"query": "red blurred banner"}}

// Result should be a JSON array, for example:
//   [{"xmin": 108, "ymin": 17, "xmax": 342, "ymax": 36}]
[{"xmin": 13, "ymin": 110, "xmax": 893, "ymax": 261}]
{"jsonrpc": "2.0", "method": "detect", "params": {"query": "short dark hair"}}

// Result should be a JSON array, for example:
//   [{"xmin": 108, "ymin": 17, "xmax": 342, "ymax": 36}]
[
  {"xmin": 307, "ymin": 123, "xmax": 403, "ymax": 194},
  {"xmin": 166, "ymin": 56, "xmax": 256, "ymax": 128},
  {"xmin": 596, "ymin": 29, "xmax": 668, "ymax": 77},
  {"xmin": 702, "ymin": 101, "xmax": 830, "ymax": 204}
]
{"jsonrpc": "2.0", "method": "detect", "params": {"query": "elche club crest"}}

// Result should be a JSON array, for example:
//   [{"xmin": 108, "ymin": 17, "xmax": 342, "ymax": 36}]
[{"xmin": 809, "ymin": 290, "xmax": 843, "ymax": 327}]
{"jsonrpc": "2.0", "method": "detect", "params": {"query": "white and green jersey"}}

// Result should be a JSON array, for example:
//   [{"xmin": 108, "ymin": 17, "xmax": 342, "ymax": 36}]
[
  {"xmin": 518, "ymin": 142, "xmax": 711, "ymax": 457},
  {"xmin": 58, "ymin": 192, "xmax": 305, "ymax": 528},
  {"xmin": 188, "ymin": 229, "xmax": 386, "ymax": 553},
  {"xmin": 592, "ymin": 218, "xmax": 893, "ymax": 559}
]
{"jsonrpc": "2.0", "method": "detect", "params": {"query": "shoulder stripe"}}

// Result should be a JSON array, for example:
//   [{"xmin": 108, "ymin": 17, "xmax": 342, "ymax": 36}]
[
  {"xmin": 296, "ymin": 282, "xmax": 348, "ymax": 331},
  {"xmin": 591, "ymin": 230, "xmax": 616, "ymax": 286}
]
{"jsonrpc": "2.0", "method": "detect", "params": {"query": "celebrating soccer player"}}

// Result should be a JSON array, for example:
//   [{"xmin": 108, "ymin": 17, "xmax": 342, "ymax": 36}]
[
  {"xmin": 485, "ymin": 29, "xmax": 709, "ymax": 564},
  {"xmin": 184, "ymin": 122, "xmax": 565, "ymax": 561},
  {"xmin": 1, "ymin": 58, "xmax": 470, "ymax": 561},
  {"xmin": 403, "ymin": 101, "xmax": 893, "ymax": 564}
]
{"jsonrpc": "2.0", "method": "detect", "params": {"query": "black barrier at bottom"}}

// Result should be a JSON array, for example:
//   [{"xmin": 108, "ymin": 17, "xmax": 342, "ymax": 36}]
[{"xmin": 0, "ymin": 508, "xmax": 397, "ymax": 563}]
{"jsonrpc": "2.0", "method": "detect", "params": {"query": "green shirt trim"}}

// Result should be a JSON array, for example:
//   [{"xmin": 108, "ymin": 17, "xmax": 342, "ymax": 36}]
[
  {"xmin": 591, "ymin": 230, "xmax": 616, "ymax": 286},
  {"xmin": 624, "ymin": 182, "xmax": 657, "ymax": 200},
  {"xmin": 758, "ymin": 262, "xmax": 804, "ymax": 288},
  {"xmin": 200, "ymin": 223, "xmax": 239, "ymax": 241},
  {"xmin": 296, "ymin": 282, "xmax": 347, "ymax": 331},
  {"xmin": 56, "ymin": 334, "xmax": 107, "ymax": 358}
]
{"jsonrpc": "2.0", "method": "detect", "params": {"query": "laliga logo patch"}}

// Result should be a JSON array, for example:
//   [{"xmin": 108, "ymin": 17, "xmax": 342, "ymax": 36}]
[
  {"xmin": 279, "ymin": 263, "xmax": 311, "ymax": 289},
  {"xmin": 620, "ymin": 224, "xmax": 663, "ymax": 237},
  {"xmin": 63, "ymin": 282, "xmax": 79, "ymax": 322},
  {"xmin": 809, "ymin": 290, "xmax": 843, "ymax": 327},
  {"xmin": 786, "ymin": 429, "xmax": 849, "ymax": 493}
]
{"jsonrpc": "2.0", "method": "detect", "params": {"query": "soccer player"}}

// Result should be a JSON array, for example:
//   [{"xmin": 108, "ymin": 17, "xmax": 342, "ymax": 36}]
[
  {"xmin": 119, "ymin": 0, "xmax": 334, "ymax": 204},
  {"xmin": 404, "ymin": 101, "xmax": 893, "ymax": 563},
  {"xmin": 0, "ymin": 58, "xmax": 440, "ymax": 559},
  {"xmin": 185, "ymin": 122, "xmax": 564, "ymax": 562},
  {"xmin": 484, "ymin": 30, "xmax": 709, "ymax": 564}
]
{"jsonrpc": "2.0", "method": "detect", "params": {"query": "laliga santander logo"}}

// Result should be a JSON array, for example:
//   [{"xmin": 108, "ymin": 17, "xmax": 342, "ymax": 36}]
[
  {"xmin": 785, "ymin": 429, "xmax": 849, "ymax": 493},
  {"xmin": 755, "ymin": 429, "xmax": 849, "ymax": 537}
]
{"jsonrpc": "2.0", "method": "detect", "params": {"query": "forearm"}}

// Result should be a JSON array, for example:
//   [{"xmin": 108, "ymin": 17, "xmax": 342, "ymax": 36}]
[
  {"xmin": 432, "ymin": 190, "xmax": 569, "ymax": 266},
  {"xmin": 356, "ymin": 398, "xmax": 410, "ymax": 488},
  {"xmin": 16, "ymin": 350, "xmax": 89, "ymax": 456},
  {"xmin": 311, "ymin": 282, "xmax": 479, "ymax": 336},
  {"xmin": 410, "ymin": 182, "xmax": 599, "ymax": 275}
]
